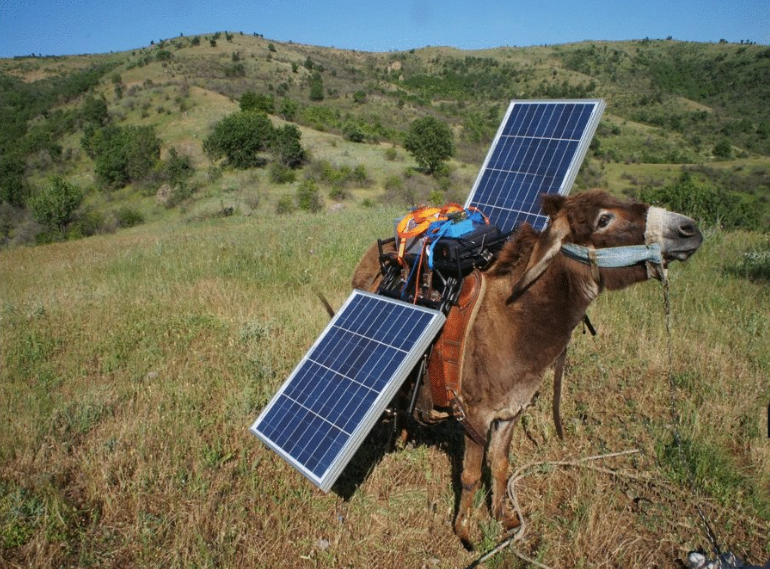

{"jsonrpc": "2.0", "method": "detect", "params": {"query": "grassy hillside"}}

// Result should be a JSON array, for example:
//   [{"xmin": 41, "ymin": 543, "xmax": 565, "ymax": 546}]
[
  {"xmin": 1, "ymin": 207, "xmax": 768, "ymax": 567},
  {"xmin": 1, "ymin": 34, "xmax": 768, "ymax": 247},
  {"xmin": 1, "ymin": 34, "xmax": 769, "ymax": 567}
]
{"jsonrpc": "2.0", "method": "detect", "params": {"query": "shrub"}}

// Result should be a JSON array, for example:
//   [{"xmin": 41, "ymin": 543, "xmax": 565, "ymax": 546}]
[
  {"xmin": 69, "ymin": 208, "xmax": 105, "ymax": 238},
  {"xmin": 0, "ymin": 153, "xmax": 27, "ymax": 206},
  {"xmin": 353, "ymin": 90, "xmax": 367, "ymax": 104},
  {"xmin": 114, "ymin": 206, "xmax": 145, "ymax": 228},
  {"xmin": 82, "ymin": 124, "xmax": 162, "ymax": 188},
  {"xmin": 713, "ymin": 139, "xmax": 733, "ymax": 159},
  {"xmin": 309, "ymin": 74, "xmax": 324, "ymax": 101},
  {"xmin": 203, "ymin": 111, "xmax": 274, "ymax": 169},
  {"xmin": 269, "ymin": 162, "xmax": 296, "ymax": 184},
  {"xmin": 275, "ymin": 194, "xmax": 295, "ymax": 215},
  {"xmin": 27, "ymin": 176, "xmax": 83, "ymax": 236},
  {"xmin": 640, "ymin": 172, "xmax": 761, "ymax": 230},
  {"xmin": 161, "ymin": 148, "xmax": 194, "ymax": 186},
  {"xmin": 224, "ymin": 63, "xmax": 246, "ymax": 78},
  {"xmin": 271, "ymin": 124, "xmax": 306, "ymax": 168},
  {"xmin": 342, "ymin": 121, "xmax": 365, "ymax": 143},
  {"xmin": 240, "ymin": 91, "xmax": 275, "ymax": 114},
  {"xmin": 296, "ymin": 179, "xmax": 323, "ymax": 212},
  {"xmin": 279, "ymin": 98, "xmax": 298, "ymax": 121},
  {"xmin": 80, "ymin": 95, "xmax": 109, "ymax": 126},
  {"xmin": 726, "ymin": 242, "xmax": 770, "ymax": 282},
  {"xmin": 384, "ymin": 147, "xmax": 398, "ymax": 161},
  {"xmin": 404, "ymin": 116, "xmax": 455, "ymax": 174}
]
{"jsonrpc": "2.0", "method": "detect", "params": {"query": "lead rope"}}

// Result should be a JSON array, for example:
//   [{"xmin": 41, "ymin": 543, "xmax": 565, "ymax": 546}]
[{"xmin": 662, "ymin": 277, "xmax": 724, "ymax": 558}]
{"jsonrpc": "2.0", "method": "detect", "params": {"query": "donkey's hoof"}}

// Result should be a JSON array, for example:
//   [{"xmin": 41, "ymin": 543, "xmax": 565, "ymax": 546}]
[
  {"xmin": 453, "ymin": 512, "xmax": 477, "ymax": 550},
  {"xmin": 501, "ymin": 509, "xmax": 521, "ymax": 532}
]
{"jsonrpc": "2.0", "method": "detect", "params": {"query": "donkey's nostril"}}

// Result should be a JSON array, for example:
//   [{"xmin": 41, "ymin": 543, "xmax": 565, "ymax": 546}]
[{"xmin": 678, "ymin": 222, "xmax": 696, "ymax": 238}]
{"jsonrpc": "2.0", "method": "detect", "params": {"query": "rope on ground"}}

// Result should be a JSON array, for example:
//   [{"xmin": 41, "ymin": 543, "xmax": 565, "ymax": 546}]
[{"xmin": 465, "ymin": 449, "xmax": 641, "ymax": 569}]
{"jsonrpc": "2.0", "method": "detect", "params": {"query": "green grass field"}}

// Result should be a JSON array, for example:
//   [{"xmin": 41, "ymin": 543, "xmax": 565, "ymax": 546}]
[{"xmin": 1, "ymin": 204, "xmax": 768, "ymax": 567}]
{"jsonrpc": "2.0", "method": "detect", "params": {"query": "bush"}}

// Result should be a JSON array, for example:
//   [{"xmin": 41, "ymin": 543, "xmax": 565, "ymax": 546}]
[
  {"xmin": 726, "ymin": 242, "xmax": 770, "ymax": 282},
  {"xmin": 279, "ymin": 98, "xmax": 298, "ymax": 121},
  {"xmin": 80, "ymin": 96, "xmax": 109, "ymax": 126},
  {"xmin": 0, "ymin": 153, "xmax": 27, "ymax": 206},
  {"xmin": 69, "ymin": 208, "xmax": 105, "ymax": 238},
  {"xmin": 713, "ymin": 139, "xmax": 733, "ymax": 159},
  {"xmin": 114, "ymin": 206, "xmax": 145, "ymax": 228},
  {"xmin": 240, "ymin": 91, "xmax": 275, "ymax": 114},
  {"xmin": 82, "ymin": 124, "xmax": 162, "ymax": 188},
  {"xmin": 342, "ymin": 121, "xmax": 365, "ymax": 143},
  {"xmin": 161, "ymin": 148, "xmax": 194, "ymax": 187},
  {"xmin": 271, "ymin": 124, "xmax": 306, "ymax": 168},
  {"xmin": 27, "ymin": 176, "xmax": 83, "ymax": 236},
  {"xmin": 296, "ymin": 180, "xmax": 323, "ymax": 212},
  {"xmin": 275, "ymin": 194, "xmax": 295, "ymax": 215},
  {"xmin": 309, "ymin": 74, "xmax": 324, "ymax": 101},
  {"xmin": 404, "ymin": 116, "xmax": 455, "ymax": 174},
  {"xmin": 203, "ymin": 111, "xmax": 274, "ymax": 169},
  {"xmin": 640, "ymin": 172, "xmax": 761, "ymax": 230},
  {"xmin": 269, "ymin": 162, "xmax": 296, "ymax": 184}
]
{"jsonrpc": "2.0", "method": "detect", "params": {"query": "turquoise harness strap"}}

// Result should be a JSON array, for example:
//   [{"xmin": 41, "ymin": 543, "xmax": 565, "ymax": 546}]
[{"xmin": 560, "ymin": 242, "xmax": 663, "ymax": 269}]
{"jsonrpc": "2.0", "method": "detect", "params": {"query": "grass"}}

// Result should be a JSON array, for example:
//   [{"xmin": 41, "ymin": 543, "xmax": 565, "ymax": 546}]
[{"xmin": 1, "ymin": 202, "xmax": 768, "ymax": 567}]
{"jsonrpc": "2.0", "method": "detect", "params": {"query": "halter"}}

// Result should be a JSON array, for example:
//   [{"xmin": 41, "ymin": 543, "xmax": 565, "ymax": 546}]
[{"xmin": 559, "ymin": 206, "xmax": 668, "ymax": 281}]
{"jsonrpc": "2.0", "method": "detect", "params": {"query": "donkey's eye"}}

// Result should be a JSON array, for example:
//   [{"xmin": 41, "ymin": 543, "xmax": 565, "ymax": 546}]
[{"xmin": 597, "ymin": 214, "xmax": 612, "ymax": 229}]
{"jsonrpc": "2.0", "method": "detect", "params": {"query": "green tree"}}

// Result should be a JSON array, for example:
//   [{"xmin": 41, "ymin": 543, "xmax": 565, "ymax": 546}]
[
  {"xmin": 0, "ymin": 153, "xmax": 27, "ymax": 206},
  {"xmin": 279, "ymin": 98, "xmax": 298, "ymax": 121},
  {"xmin": 713, "ymin": 139, "xmax": 733, "ymax": 159},
  {"xmin": 82, "ymin": 125, "xmax": 162, "ymax": 188},
  {"xmin": 240, "ymin": 91, "xmax": 275, "ymax": 114},
  {"xmin": 27, "ymin": 176, "xmax": 83, "ymax": 235},
  {"xmin": 342, "ymin": 120, "xmax": 365, "ymax": 143},
  {"xmin": 203, "ymin": 111, "xmax": 274, "ymax": 168},
  {"xmin": 404, "ymin": 116, "xmax": 455, "ymax": 174},
  {"xmin": 309, "ymin": 73, "xmax": 324, "ymax": 101},
  {"xmin": 271, "ymin": 124, "xmax": 306, "ymax": 168},
  {"xmin": 80, "ymin": 95, "xmax": 109, "ymax": 126}
]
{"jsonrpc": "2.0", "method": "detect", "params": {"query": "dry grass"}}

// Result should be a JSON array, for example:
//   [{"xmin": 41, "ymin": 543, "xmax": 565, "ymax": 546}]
[{"xmin": 1, "ymin": 208, "xmax": 768, "ymax": 568}]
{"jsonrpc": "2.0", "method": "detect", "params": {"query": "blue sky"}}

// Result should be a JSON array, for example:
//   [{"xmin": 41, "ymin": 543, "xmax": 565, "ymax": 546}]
[{"xmin": 1, "ymin": 0, "xmax": 767, "ymax": 58}]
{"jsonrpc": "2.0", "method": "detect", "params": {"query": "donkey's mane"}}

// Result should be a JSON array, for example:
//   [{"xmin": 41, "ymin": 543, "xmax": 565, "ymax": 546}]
[{"xmin": 487, "ymin": 223, "xmax": 538, "ymax": 277}]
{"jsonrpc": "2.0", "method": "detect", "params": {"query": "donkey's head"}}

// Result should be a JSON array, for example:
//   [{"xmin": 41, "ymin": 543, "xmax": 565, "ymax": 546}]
[{"xmin": 509, "ymin": 190, "xmax": 703, "ymax": 300}]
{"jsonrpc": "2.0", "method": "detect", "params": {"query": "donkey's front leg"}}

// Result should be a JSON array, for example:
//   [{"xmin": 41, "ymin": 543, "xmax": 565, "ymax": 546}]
[
  {"xmin": 488, "ymin": 418, "xmax": 520, "ymax": 532},
  {"xmin": 453, "ymin": 432, "xmax": 485, "ymax": 548}
]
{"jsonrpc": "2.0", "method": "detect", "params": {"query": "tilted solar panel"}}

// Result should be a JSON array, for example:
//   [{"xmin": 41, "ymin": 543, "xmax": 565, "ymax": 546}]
[
  {"xmin": 250, "ymin": 291, "xmax": 445, "ymax": 492},
  {"xmin": 466, "ymin": 99, "xmax": 605, "ymax": 234}
]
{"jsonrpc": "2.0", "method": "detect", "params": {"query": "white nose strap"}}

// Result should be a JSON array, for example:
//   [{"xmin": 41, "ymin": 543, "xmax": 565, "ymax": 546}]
[{"xmin": 645, "ymin": 206, "xmax": 668, "ymax": 280}]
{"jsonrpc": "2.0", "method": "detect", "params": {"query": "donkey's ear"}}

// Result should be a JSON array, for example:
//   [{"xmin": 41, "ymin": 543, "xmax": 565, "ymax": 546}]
[
  {"xmin": 541, "ymin": 194, "xmax": 566, "ymax": 217},
  {"xmin": 507, "ymin": 215, "xmax": 570, "ymax": 303}
]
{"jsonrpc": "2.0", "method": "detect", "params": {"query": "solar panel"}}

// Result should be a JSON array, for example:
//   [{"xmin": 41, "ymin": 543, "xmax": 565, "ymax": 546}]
[
  {"xmin": 250, "ymin": 290, "xmax": 445, "ymax": 492},
  {"xmin": 466, "ymin": 99, "xmax": 605, "ymax": 234}
]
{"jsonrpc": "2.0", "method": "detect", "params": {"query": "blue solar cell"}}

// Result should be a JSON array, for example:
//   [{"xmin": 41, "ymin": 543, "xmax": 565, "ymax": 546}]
[
  {"xmin": 251, "ymin": 291, "xmax": 445, "ymax": 491},
  {"xmin": 467, "ymin": 100, "xmax": 604, "ymax": 234}
]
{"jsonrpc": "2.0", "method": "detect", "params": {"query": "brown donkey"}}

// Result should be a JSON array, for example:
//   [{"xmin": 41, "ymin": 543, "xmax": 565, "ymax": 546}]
[{"xmin": 352, "ymin": 190, "xmax": 703, "ymax": 546}]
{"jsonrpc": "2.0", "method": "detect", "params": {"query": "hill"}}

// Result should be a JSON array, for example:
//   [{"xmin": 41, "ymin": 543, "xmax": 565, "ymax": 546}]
[{"xmin": 0, "ymin": 34, "xmax": 769, "ymax": 245}]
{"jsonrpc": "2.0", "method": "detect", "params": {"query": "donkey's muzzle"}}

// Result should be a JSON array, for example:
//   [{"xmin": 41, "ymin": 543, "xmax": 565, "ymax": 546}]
[{"xmin": 662, "ymin": 212, "xmax": 703, "ymax": 262}]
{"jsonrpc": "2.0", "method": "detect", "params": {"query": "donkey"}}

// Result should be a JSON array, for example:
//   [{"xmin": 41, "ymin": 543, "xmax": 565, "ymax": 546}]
[{"xmin": 352, "ymin": 190, "xmax": 703, "ymax": 546}]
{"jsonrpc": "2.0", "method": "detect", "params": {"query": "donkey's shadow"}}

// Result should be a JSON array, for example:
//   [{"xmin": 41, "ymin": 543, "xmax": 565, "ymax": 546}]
[{"xmin": 332, "ymin": 412, "xmax": 466, "ymax": 504}]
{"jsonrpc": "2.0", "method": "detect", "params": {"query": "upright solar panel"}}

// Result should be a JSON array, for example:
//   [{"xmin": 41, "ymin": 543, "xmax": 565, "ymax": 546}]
[
  {"xmin": 466, "ymin": 99, "xmax": 605, "ymax": 234},
  {"xmin": 250, "ymin": 290, "xmax": 445, "ymax": 492}
]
